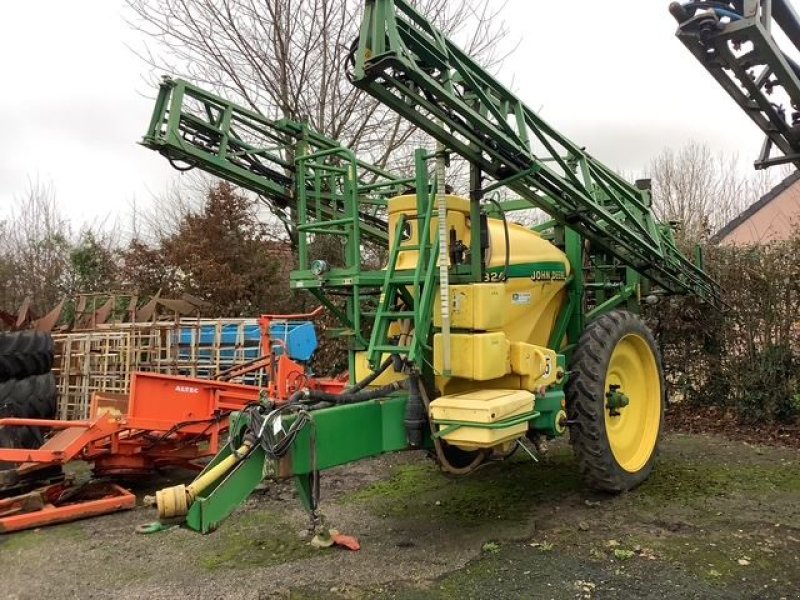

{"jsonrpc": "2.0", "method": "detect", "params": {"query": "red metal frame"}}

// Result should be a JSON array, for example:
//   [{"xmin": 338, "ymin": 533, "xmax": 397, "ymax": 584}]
[
  {"xmin": 0, "ymin": 482, "xmax": 136, "ymax": 533},
  {"xmin": 0, "ymin": 308, "xmax": 348, "ymax": 532},
  {"xmin": 0, "ymin": 373, "xmax": 265, "ymax": 478}
]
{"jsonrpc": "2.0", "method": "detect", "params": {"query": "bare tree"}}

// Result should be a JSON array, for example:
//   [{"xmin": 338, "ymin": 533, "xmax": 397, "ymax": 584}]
[
  {"xmin": 125, "ymin": 0, "xmax": 512, "ymax": 238},
  {"xmin": 126, "ymin": 1, "xmax": 508, "ymax": 157},
  {"xmin": 0, "ymin": 179, "xmax": 72, "ymax": 314},
  {"xmin": 647, "ymin": 142, "xmax": 786, "ymax": 243}
]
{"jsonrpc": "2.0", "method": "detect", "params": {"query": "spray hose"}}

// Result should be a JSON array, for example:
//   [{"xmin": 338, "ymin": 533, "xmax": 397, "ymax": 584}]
[{"xmin": 344, "ymin": 355, "xmax": 396, "ymax": 394}]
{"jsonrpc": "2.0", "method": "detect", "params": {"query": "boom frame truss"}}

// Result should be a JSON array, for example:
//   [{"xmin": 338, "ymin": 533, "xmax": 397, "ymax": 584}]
[
  {"xmin": 352, "ymin": 0, "xmax": 721, "ymax": 308},
  {"xmin": 672, "ymin": 0, "xmax": 800, "ymax": 170}
]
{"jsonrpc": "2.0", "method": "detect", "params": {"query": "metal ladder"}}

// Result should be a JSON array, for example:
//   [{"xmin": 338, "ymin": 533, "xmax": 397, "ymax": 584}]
[{"xmin": 367, "ymin": 186, "xmax": 440, "ymax": 370}]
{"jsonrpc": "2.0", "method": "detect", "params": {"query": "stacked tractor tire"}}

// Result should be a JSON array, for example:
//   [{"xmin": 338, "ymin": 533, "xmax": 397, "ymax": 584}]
[{"xmin": 0, "ymin": 332, "xmax": 57, "ymax": 463}]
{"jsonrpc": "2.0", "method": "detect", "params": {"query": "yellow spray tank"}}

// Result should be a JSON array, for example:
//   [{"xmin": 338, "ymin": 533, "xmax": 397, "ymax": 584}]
[{"xmin": 358, "ymin": 194, "xmax": 571, "ymax": 452}]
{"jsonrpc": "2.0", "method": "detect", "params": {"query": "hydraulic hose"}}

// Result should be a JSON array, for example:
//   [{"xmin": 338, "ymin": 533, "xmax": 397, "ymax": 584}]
[
  {"xmin": 345, "ymin": 355, "xmax": 396, "ymax": 394},
  {"xmin": 291, "ymin": 379, "xmax": 408, "ymax": 406},
  {"xmin": 405, "ymin": 374, "xmax": 426, "ymax": 448},
  {"xmin": 670, "ymin": 1, "xmax": 742, "ymax": 21}
]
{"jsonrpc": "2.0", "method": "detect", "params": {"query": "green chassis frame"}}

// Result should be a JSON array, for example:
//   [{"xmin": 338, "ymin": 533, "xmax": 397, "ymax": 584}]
[{"xmin": 183, "ymin": 393, "xmax": 566, "ymax": 534}]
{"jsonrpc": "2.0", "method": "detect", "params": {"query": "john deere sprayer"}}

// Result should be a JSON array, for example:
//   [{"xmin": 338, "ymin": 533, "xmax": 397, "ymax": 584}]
[{"xmin": 141, "ymin": 0, "xmax": 720, "ymax": 535}]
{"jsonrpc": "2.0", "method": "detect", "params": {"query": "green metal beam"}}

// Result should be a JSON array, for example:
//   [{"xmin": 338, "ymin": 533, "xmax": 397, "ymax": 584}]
[
  {"xmin": 353, "ymin": 0, "xmax": 721, "ymax": 308},
  {"xmin": 671, "ymin": 1, "xmax": 800, "ymax": 170},
  {"xmin": 183, "ymin": 397, "xmax": 409, "ymax": 533},
  {"xmin": 141, "ymin": 77, "xmax": 407, "ymax": 245}
]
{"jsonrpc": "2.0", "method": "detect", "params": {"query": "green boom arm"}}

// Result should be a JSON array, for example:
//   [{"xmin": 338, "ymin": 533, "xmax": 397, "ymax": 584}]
[
  {"xmin": 352, "ymin": 0, "xmax": 721, "ymax": 307},
  {"xmin": 142, "ymin": 77, "xmax": 409, "ymax": 244},
  {"xmin": 670, "ymin": 0, "xmax": 800, "ymax": 170}
]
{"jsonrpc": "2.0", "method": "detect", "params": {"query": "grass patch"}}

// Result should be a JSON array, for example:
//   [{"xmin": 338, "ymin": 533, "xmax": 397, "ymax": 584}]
[
  {"xmin": 0, "ymin": 523, "xmax": 85, "ymax": 555},
  {"xmin": 347, "ymin": 448, "xmax": 582, "ymax": 523},
  {"xmin": 197, "ymin": 511, "xmax": 315, "ymax": 570},
  {"xmin": 348, "ymin": 436, "xmax": 800, "ymax": 525},
  {"xmin": 635, "ymin": 458, "xmax": 800, "ymax": 506}
]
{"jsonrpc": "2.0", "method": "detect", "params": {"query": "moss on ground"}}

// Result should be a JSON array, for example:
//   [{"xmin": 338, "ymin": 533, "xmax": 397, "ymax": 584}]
[
  {"xmin": 346, "ymin": 447, "xmax": 582, "ymax": 524},
  {"xmin": 0, "ymin": 523, "xmax": 85, "ymax": 555},
  {"xmin": 635, "ymin": 458, "xmax": 800, "ymax": 506},
  {"xmin": 341, "ymin": 436, "xmax": 800, "ymax": 598},
  {"xmin": 197, "ymin": 511, "xmax": 315, "ymax": 570}
]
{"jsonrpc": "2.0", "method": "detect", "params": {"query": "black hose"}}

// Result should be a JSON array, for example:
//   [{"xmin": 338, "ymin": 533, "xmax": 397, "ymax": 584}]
[
  {"xmin": 405, "ymin": 374, "xmax": 426, "ymax": 448},
  {"xmin": 345, "ymin": 355, "xmax": 396, "ymax": 394},
  {"xmin": 299, "ymin": 379, "xmax": 408, "ymax": 406},
  {"xmin": 166, "ymin": 155, "xmax": 197, "ymax": 172}
]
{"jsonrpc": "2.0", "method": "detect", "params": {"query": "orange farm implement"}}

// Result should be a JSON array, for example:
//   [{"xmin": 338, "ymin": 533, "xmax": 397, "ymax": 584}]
[{"xmin": 0, "ymin": 311, "xmax": 345, "ymax": 533}]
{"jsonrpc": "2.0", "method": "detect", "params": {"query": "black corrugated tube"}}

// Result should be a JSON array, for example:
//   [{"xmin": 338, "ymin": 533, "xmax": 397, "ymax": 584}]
[
  {"xmin": 345, "ymin": 355, "xmax": 396, "ymax": 394},
  {"xmin": 404, "ymin": 373, "xmax": 427, "ymax": 448},
  {"xmin": 289, "ymin": 379, "xmax": 408, "ymax": 407}
]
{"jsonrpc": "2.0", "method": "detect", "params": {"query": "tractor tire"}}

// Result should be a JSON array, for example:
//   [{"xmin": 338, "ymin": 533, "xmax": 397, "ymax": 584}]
[
  {"xmin": 28, "ymin": 372, "xmax": 57, "ymax": 418},
  {"xmin": 0, "ymin": 373, "xmax": 57, "ymax": 419},
  {"xmin": 0, "ymin": 425, "xmax": 44, "ymax": 472},
  {"xmin": 566, "ymin": 309, "xmax": 664, "ymax": 493},
  {"xmin": 0, "ymin": 373, "xmax": 57, "ymax": 470},
  {"xmin": 0, "ymin": 331, "xmax": 55, "ymax": 381}
]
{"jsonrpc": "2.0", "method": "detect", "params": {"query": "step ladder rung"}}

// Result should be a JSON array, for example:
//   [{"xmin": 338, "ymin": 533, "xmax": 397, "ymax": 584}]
[
  {"xmin": 372, "ymin": 345, "xmax": 411, "ymax": 354},
  {"xmin": 379, "ymin": 311, "xmax": 415, "ymax": 319},
  {"xmin": 297, "ymin": 217, "xmax": 355, "ymax": 230}
]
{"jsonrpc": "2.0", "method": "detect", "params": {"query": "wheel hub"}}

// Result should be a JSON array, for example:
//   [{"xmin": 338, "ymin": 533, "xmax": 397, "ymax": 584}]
[{"xmin": 605, "ymin": 385, "xmax": 630, "ymax": 417}]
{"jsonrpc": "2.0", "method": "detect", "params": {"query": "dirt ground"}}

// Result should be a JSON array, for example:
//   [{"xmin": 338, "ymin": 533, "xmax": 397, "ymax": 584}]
[{"xmin": 1, "ymin": 432, "xmax": 798, "ymax": 599}]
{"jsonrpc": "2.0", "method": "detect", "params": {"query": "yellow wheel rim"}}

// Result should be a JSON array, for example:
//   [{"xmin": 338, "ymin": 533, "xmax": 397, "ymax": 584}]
[{"xmin": 604, "ymin": 333, "xmax": 661, "ymax": 473}]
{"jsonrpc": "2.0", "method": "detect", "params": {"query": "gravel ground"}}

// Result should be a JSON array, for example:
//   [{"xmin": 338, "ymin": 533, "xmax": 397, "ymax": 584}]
[{"xmin": 1, "ymin": 432, "xmax": 798, "ymax": 599}]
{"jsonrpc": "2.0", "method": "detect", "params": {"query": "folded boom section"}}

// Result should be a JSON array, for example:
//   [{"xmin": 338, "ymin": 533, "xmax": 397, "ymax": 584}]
[
  {"xmin": 141, "ymin": 77, "xmax": 409, "ymax": 244},
  {"xmin": 671, "ymin": 0, "xmax": 800, "ymax": 170},
  {"xmin": 353, "ymin": 0, "xmax": 721, "ymax": 307}
]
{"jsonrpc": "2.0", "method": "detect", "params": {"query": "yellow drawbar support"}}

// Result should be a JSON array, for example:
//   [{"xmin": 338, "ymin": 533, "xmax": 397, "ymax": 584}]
[{"xmin": 155, "ymin": 441, "xmax": 253, "ymax": 520}]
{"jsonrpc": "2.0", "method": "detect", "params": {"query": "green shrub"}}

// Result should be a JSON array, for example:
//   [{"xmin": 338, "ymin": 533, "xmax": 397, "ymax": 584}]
[{"xmin": 648, "ymin": 233, "xmax": 799, "ymax": 424}]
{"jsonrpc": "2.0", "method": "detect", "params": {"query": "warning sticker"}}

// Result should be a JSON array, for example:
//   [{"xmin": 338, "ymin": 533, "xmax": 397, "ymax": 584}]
[{"xmin": 511, "ymin": 292, "xmax": 532, "ymax": 306}]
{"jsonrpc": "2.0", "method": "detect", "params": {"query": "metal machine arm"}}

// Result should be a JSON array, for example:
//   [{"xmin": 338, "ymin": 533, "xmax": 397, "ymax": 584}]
[
  {"xmin": 671, "ymin": 0, "xmax": 800, "ymax": 170},
  {"xmin": 352, "ymin": 0, "xmax": 720, "ymax": 307},
  {"xmin": 142, "ymin": 77, "xmax": 408, "ymax": 243}
]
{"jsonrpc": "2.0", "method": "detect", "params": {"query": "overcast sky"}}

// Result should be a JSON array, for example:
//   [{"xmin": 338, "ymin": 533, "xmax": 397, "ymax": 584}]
[{"xmin": 0, "ymin": 0, "xmax": 770, "ymax": 229}]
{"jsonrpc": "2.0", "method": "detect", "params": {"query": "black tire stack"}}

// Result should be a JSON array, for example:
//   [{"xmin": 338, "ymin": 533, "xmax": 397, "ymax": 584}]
[{"xmin": 0, "ymin": 332, "xmax": 57, "ymax": 466}]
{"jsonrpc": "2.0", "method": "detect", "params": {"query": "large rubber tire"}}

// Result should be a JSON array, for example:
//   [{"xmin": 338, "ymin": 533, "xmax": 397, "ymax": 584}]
[
  {"xmin": 0, "ymin": 426, "xmax": 44, "ymax": 472},
  {"xmin": 566, "ymin": 310, "xmax": 665, "ymax": 493},
  {"xmin": 0, "ymin": 373, "xmax": 57, "ymax": 419},
  {"xmin": 0, "ymin": 332, "xmax": 55, "ymax": 381},
  {"xmin": 0, "ymin": 373, "xmax": 57, "ymax": 465}
]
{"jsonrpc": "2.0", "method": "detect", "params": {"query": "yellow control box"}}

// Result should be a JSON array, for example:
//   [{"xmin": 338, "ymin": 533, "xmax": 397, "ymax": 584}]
[
  {"xmin": 429, "ymin": 389, "xmax": 534, "ymax": 449},
  {"xmin": 509, "ymin": 342, "xmax": 559, "ymax": 389},
  {"xmin": 433, "ymin": 332, "xmax": 510, "ymax": 380},
  {"xmin": 433, "ymin": 283, "xmax": 506, "ymax": 330}
]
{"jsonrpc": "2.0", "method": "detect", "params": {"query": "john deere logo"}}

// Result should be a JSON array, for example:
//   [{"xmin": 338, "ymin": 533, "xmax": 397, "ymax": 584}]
[{"xmin": 531, "ymin": 270, "xmax": 566, "ymax": 282}]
